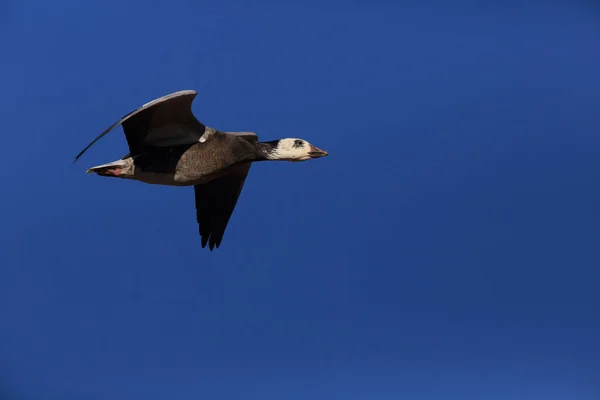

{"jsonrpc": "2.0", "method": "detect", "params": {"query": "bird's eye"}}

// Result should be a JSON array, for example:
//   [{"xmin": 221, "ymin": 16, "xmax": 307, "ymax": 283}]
[{"xmin": 293, "ymin": 140, "xmax": 304, "ymax": 147}]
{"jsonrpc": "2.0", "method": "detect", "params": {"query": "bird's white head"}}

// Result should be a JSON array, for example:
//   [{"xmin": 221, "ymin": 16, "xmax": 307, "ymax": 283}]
[{"xmin": 265, "ymin": 138, "xmax": 328, "ymax": 161}]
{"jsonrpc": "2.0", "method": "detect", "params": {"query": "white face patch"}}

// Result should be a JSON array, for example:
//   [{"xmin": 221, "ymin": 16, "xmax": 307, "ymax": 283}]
[{"xmin": 268, "ymin": 138, "xmax": 313, "ymax": 161}]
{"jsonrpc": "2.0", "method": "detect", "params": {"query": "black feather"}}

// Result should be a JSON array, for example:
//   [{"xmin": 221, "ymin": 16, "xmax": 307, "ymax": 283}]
[{"xmin": 193, "ymin": 163, "xmax": 251, "ymax": 250}]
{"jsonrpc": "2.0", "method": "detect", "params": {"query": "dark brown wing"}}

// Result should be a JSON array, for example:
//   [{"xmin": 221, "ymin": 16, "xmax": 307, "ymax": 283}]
[
  {"xmin": 194, "ymin": 163, "xmax": 252, "ymax": 250},
  {"xmin": 74, "ymin": 90, "xmax": 206, "ymax": 162}
]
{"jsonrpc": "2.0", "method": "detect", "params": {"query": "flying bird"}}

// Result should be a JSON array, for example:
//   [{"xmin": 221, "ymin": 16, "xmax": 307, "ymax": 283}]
[{"xmin": 74, "ymin": 90, "xmax": 328, "ymax": 250}]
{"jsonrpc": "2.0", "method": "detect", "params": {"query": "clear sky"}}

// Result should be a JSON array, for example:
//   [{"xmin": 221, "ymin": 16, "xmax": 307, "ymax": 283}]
[{"xmin": 1, "ymin": 1, "xmax": 599, "ymax": 399}]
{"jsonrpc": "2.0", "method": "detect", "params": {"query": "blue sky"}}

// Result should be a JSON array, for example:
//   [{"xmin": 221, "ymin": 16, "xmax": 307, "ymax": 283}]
[{"xmin": 1, "ymin": 1, "xmax": 599, "ymax": 399}]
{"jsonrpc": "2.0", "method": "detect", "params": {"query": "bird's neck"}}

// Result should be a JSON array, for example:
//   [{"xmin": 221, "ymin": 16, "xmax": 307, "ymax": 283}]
[{"xmin": 253, "ymin": 140, "xmax": 281, "ymax": 161}]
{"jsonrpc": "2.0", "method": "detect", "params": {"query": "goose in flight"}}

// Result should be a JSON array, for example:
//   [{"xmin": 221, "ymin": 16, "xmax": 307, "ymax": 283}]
[{"xmin": 74, "ymin": 90, "xmax": 328, "ymax": 250}]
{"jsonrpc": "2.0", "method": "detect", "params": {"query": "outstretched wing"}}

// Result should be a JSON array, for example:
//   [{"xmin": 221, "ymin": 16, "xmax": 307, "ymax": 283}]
[
  {"xmin": 74, "ymin": 90, "xmax": 206, "ymax": 162},
  {"xmin": 223, "ymin": 131, "xmax": 258, "ymax": 141},
  {"xmin": 194, "ymin": 163, "xmax": 252, "ymax": 250}
]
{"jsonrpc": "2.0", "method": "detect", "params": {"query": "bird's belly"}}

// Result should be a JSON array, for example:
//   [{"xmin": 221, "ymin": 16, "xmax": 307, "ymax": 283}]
[
  {"xmin": 130, "ymin": 166, "xmax": 224, "ymax": 187},
  {"xmin": 173, "ymin": 168, "xmax": 225, "ymax": 186},
  {"xmin": 131, "ymin": 169, "xmax": 185, "ymax": 186}
]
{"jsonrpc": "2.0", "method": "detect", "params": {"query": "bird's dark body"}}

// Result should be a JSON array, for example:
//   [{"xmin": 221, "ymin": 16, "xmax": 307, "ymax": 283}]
[
  {"xmin": 131, "ymin": 143, "xmax": 192, "ymax": 175},
  {"xmin": 127, "ymin": 132, "xmax": 259, "ymax": 186}
]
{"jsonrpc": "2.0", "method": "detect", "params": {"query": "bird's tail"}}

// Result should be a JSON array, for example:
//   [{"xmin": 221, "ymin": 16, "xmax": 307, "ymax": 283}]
[{"xmin": 86, "ymin": 159, "xmax": 127, "ymax": 175}]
